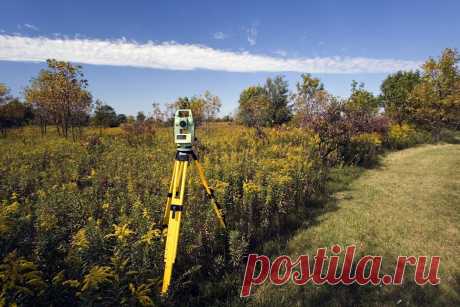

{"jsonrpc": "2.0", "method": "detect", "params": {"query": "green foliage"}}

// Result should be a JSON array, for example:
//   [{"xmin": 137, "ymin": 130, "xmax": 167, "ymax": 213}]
[
  {"xmin": 292, "ymin": 73, "xmax": 328, "ymax": 126},
  {"xmin": 385, "ymin": 123, "xmax": 430, "ymax": 149},
  {"xmin": 136, "ymin": 111, "xmax": 146, "ymax": 122},
  {"xmin": 291, "ymin": 74, "xmax": 348, "ymax": 165},
  {"xmin": 120, "ymin": 120, "xmax": 157, "ymax": 146},
  {"xmin": 0, "ymin": 84, "xmax": 33, "ymax": 136},
  {"xmin": 228, "ymin": 230, "xmax": 248, "ymax": 268},
  {"xmin": 347, "ymin": 80, "xmax": 380, "ymax": 114},
  {"xmin": 171, "ymin": 96, "xmax": 205, "ymax": 125},
  {"xmin": 292, "ymin": 76, "xmax": 389, "ymax": 167},
  {"xmin": 168, "ymin": 91, "xmax": 221, "ymax": 127},
  {"xmin": 264, "ymin": 75, "xmax": 291, "ymax": 125},
  {"xmin": 117, "ymin": 114, "xmax": 128, "ymax": 125},
  {"xmin": 237, "ymin": 86, "xmax": 270, "ymax": 127},
  {"xmin": 295, "ymin": 73, "xmax": 324, "ymax": 99},
  {"xmin": 343, "ymin": 132, "xmax": 383, "ymax": 166},
  {"xmin": 407, "ymin": 48, "xmax": 460, "ymax": 138},
  {"xmin": 202, "ymin": 91, "xmax": 222, "ymax": 123},
  {"xmin": 238, "ymin": 75, "xmax": 291, "ymax": 127},
  {"xmin": 0, "ymin": 251, "xmax": 46, "ymax": 306},
  {"xmin": 81, "ymin": 265, "xmax": 115, "ymax": 292},
  {"xmin": 24, "ymin": 59, "xmax": 92, "ymax": 138},
  {"xmin": 381, "ymin": 70, "xmax": 421, "ymax": 123},
  {"xmin": 93, "ymin": 100, "xmax": 119, "ymax": 128}
]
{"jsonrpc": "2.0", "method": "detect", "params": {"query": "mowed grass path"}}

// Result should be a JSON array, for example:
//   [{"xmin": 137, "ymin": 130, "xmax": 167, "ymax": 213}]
[{"xmin": 252, "ymin": 144, "xmax": 460, "ymax": 307}]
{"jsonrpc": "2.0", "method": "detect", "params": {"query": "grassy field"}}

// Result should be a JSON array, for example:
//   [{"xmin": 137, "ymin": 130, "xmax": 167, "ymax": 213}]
[{"xmin": 252, "ymin": 144, "xmax": 460, "ymax": 306}]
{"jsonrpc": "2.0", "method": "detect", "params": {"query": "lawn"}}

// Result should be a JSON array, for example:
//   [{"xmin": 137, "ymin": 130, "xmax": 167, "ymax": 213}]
[{"xmin": 252, "ymin": 144, "xmax": 460, "ymax": 306}]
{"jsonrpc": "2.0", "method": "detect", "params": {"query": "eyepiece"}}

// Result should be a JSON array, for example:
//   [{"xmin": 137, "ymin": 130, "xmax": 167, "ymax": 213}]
[{"xmin": 179, "ymin": 120, "xmax": 187, "ymax": 128}]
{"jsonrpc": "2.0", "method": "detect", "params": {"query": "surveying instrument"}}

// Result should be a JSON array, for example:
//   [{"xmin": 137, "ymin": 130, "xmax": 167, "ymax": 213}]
[{"xmin": 161, "ymin": 109, "xmax": 226, "ymax": 295}]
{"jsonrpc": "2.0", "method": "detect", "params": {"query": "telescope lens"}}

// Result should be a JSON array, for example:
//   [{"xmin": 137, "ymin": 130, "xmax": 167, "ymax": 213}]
[{"xmin": 179, "ymin": 120, "xmax": 187, "ymax": 128}]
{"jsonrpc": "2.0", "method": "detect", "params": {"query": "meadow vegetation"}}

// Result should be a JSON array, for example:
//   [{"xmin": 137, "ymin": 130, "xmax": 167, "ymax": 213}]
[{"xmin": 0, "ymin": 125, "xmax": 329, "ymax": 306}]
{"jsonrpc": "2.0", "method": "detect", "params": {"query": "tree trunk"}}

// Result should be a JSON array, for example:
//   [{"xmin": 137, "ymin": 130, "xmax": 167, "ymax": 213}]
[{"xmin": 432, "ymin": 127, "xmax": 441, "ymax": 142}]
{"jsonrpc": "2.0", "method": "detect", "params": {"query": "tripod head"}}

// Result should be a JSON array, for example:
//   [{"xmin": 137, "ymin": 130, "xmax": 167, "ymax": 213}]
[{"xmin": 174, "ymin": 109, "xmax": 195, "ymax": 150}]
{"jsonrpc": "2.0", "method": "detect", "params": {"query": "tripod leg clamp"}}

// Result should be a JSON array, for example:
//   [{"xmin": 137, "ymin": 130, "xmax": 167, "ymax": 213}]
[{"xmin": 170, "ymin": 204, "xmax": 183, "ymax": 219}]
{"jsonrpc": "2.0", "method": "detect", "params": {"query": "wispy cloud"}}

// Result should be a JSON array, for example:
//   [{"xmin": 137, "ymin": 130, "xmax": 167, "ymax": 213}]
[
  {"xmin": 24, "ymin": 23, "xmax": 39, "ymax": 31},
  {"xmin": 273, "ymin": 49, "xmax": 288, "ymax": 57},
  {"xmin": 0, "ymin": 34, "xmax": 421, "ymax": 73},
  {"xmin": 18, "ymin": 23, "xmax": 39, "ymax": 31},
  {"xmin": 213, "ymin": 32, "xmax": 227, "ymax": 40},
  {"xmin": 246, "ymin": 26, "xmax": 258, "ymax": 46}
]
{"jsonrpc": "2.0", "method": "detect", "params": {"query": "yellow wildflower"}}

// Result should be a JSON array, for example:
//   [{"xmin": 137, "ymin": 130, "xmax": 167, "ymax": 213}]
[
  {"xmin": 142, "ymin": 208, "xmax": 149, "ymax": 219},
  {"xmin": 71, "ymin": 228, "xmax": 89, "ymax": 250},
  {"xmin": 139, "ymin": 228, "xmax": 162, "ymax": 245},
  {"xmin": 105, "ymin": 223, "xmax": 135, "ymax": 241}
]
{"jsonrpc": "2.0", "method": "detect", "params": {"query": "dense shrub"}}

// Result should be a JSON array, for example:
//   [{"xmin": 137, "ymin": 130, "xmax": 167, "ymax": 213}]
[
  {"xmin": 291, "ymin": 74, "xmax": 391, "ymax": 167},
  {"xmin": 342, "ymin": 132, "xmax": 383, "ymax": 166},
  {"xmin": 120, "ymin": 120, "xmax": 157, "ymax": 146},
  {"xmin": 385, "ymin": 123, "xmax": 431, "ymax": 149}
]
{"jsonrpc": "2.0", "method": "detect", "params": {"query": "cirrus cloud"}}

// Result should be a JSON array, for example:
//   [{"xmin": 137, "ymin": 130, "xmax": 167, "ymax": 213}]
[
  {"xmin": 246, "ymin": 26, "xmax": 258, "ymax": 46},
  {"xmin": 0, "ymin": 34, "xmax": 421, "ymax": 73},
  {"xmin": 24, "ymin": 24, "xmax": 39, "ymax": 31},
  {"xmin": 213, "ymin": 32, "xmax": 227, "ymax": 40}
]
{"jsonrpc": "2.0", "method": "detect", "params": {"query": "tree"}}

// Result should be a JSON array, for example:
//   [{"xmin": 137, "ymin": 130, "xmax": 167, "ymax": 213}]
[
  {"xmin": 168, "ymin": 96, "xmax": 206, "ymax": 126},
  {"xmin": 136, "ymin": 111, "xmax": 146, "ymax": 122},
  {"xmin": 0, "ymin": 83, "xmax": 11, "ymax": 105},
  {"xmin": 237, "ymin": 76, "xmax": 291, "ymax": 128},
  {"xmin": 151, "ymin": 103, "xmax": 166, "ymax": 125},
  {"xmin": 0, "ymin": 99, "xmax": 32, "ymax": 136},
  {"xmin": 292, "ymin": 74, "xmax": 327, "ymax": 126},
  {"xmin": 93, "ymin": 100, "xmax": 118, "ymax": 129},
  {"xmin": 24, "ymin": 59, "xmax": 92, "ymax": 138},
  {"xmin": 117, "ymin": 114, "xmax": 127, "ymax": 125},
  {"xmin": 292, "ymin": 74, "xmax": 350, "ymax": 163},
  {"xmin": 126, "ymin": 115, "xmax": 135, "ymax": 124},
  {"xmin": 293, "ymin": 75, "xmax": 389, "ymax": 165},
  {"xmin": 203, "ymin": 91, "xmax": 222, "ymax": 121},
  {"xmin": 0, "ymin": 84, "xmax": 32, "ymax": 136},
  {"xmin": 342, "ymin": 81, "xmax": 387, "ymax": 136},
  {"xmin": 381, "ymin": 71, "xmax": 421, "ymax": 123},
  {"xmin": 166, "ymin": 91, "xmax": 221, "ymax": 128},
  {"xmin": 237, "ymin": 86, "xmax": 270, "ymax": 127},
  {"xmin": 221, "ymin": 114, "xmax": 233, "ymax": 122},
  {"xmin": 347, "ymin": 80, "xmax": 379, "ymax": 114},
  {"xmin": 202, "ymin": 91, "xmax": 222, "ymax": 131},
  {"xmin": 407, "ymin": 48, "xmax": 460, "ymax": 138},
  {"xmin": 264, "ymin": 75, "xmax": 291, "ymax": 125}
]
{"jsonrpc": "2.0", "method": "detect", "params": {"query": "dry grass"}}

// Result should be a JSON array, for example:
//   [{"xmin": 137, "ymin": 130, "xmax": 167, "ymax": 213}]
[{"xmin": 252, "ymin": 144, "xmax": 460, "ymax": 306}]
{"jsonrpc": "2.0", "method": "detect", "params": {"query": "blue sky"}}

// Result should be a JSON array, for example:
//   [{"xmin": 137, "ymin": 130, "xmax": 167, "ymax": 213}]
[{"xmin": 0, "ymin": 0, "xmax": 459, "ymax": 116}]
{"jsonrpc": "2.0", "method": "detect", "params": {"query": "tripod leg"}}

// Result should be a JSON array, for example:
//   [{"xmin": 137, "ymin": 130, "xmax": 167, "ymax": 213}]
[
  {"xmin": 162, "ymin": 160, "xmax": 180, "ymax": 227},
  {"xmin": 193, "ymin": 158, "xmax": 226, "ymax": 229},
  {"xmin": 161, "ymin": 160, "xmax": 188, "ymax": 295}
]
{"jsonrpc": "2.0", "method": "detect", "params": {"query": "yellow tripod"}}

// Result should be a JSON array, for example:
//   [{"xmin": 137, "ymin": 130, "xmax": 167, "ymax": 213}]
[{"xmin": 161, "ymin": 149, "xmax": 226, "ymax": 295}]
